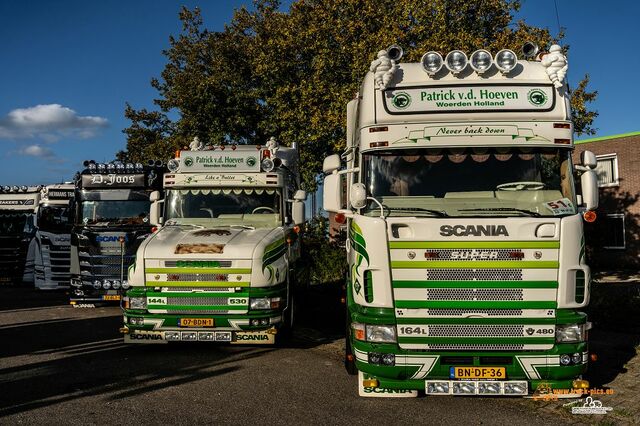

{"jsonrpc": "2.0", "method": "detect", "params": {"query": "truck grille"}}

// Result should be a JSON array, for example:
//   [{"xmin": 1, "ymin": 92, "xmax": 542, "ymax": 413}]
[
  {"xmin": 426, "ymin": 269, "xmax": 523, "ymax": 281},
  {"xmin": 166, "ymin": 297, "xmax": 229, "ymax": 306},
  {"xmin": 427, "ymin": 325, "xmax": 524, "ymax": 337},
  {"xmin": 426, "ymin": 288, "xmax": 524, "ymax": 301}
]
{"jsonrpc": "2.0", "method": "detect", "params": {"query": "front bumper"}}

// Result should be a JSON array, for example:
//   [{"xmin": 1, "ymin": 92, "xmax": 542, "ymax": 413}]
[{"xmin": 122, "ymin": 325, "xmax": 279, "ymax": 344}]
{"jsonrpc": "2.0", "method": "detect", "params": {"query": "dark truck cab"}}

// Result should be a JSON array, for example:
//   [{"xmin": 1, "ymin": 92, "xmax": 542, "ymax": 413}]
[{"xmin": 69, "ymin": 161, "xmax": 164, "ymax": 306}]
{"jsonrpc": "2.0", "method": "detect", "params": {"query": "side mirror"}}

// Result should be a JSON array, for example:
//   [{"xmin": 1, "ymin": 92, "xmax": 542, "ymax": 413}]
[
  {"xmin": 350, "ymin": 183, "xmax": 367, "ymax": 209},
  {"xmin": 323, "ymin": 155, "xmax": 341, "ymax": 174},
  {"xmin": 323, "ymin": 173, "xmax": 343, "ymax": 213},
  {"xmin": 293, "ymin": 189, "xmax": 307, "ymax": 201},
  {"xmin": 580, "ymin": 169, "xmax": 599, "ymax": 211},
  {"xmin": 149, "ymin": 191, "xmax": 164, "ymax": 226},
  {"xmin": 292, "ymin": 200, "xmax": 305, "ymax": 225},
  {"xmin": 580, "ymin": 150, "xmax": 597, "ymax": 169}
]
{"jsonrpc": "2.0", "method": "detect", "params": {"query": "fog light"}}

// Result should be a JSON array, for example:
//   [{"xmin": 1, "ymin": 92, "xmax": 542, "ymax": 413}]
[
  {"xmin": 478, "ymin": 382, "xmax": 501, "ymax": 394},
  {"xmin": 165, "ymin": 331, "xmax": 180, "ymax": 341},
  {"xmin": 453, "ymin": 382, "xmax": 476, "ymax": 394},
  {"xmin": 426, "ymin": 381, "xmax": 450, "ymax": 394},
  {"xmin": 362, "ymin": 379, "xmax": 379, "ymax": 388},
  {"xmin": 129, "ymin": 317, "xmax": 144, "ymax": 325},
  {"xmin": 121, "ymin": 280, "xmax": 130, "ymax": 289},
  {"xmin": 381, "ymin": 353, "xmax": 396, "ymax": 366},
  {"xmin": 198, "ymin": 332, "xmax": 215, "ymax": 341},
  {"xmin": 261, "ymin": 158, "xmax": 275, "ymax": 172},
  {"xmin": 167, "ymin": 158, "xmax": 180, "ymax": 172},
  {"xmin": 182, "ymin": 332, "xmax": 197, "ymax": 341},
  {"xmin": 93, "ymin": 280, "xmax": 102, "ymax": 289},
  {"xmin": 572, "ymin": 353, "xmax": 582, "ymax": 364},
  {"xmin": 102, "ymin": 280, "xmax": 111, "ymax": 289},
  {"xmin": 112, "ymin": 280, "xmax": 121, "ymax": 289},
  {"xmin": 368, "ymin": 352, "xmax": 382, "ymax": 364},
  {"xmin": 560, "ymin": 354, "xmax": 572, "ymax": 365},
  {"xmin": 504, "ymin": 382, "xmax": 527, "ymax": 395},
  {"xmin": 71, "ymin": 278, "xmax": 82, "ymax": 287},
  {"xmin": 572, "ymin": 379, "xmax": 590, "ymax": 389}
]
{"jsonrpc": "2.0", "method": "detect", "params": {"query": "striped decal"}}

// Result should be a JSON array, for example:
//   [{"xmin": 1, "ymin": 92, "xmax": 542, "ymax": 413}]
[
  {"xmin": 391, "ymin": 261, "xmax": 559, "ymax": 269},
  {"xmin": 389, "ymin": 241, "xmax": 560, "ymax": 249},
  {"xmin": 262, "ymin": 238, "xmax": 286, "ymax": 271}
]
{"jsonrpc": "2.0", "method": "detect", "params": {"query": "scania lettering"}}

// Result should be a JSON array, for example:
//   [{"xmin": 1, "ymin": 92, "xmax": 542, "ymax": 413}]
[
  {"xmin": 0, "ymin": 186, "xmax": 40, "ymax": 285},
  {"xmin": 69, "ymin": 160, "xmax": 165, "ymax": 306},
  {"xmin": 122, "ymin": 138, "xmax": 306, "ymax": 345},
  {"xmin": 34, "ymin": 183, "xmax": 74, "ymax": 290},
  {"xmin": 323, "ymin": 44, "xmax": 599, "ymax": 397}
]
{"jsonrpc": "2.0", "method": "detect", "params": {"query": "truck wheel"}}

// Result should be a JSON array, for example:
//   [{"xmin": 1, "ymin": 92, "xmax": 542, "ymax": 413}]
[{"xmin": 345, "ymin": 309, "xmax": 357, "ymax": 375}]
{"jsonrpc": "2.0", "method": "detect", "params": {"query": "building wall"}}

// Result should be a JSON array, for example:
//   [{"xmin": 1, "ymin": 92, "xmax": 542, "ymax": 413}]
[{"xmin": 573, "ymin": 132, "xmax": 640, "ymax": 269}]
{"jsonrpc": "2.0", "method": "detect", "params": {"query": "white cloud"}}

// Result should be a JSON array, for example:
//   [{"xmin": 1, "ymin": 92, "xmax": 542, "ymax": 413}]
[
  {"xmin": 0, "ymin": 104, "xmax": 108, "ymax": 141},
  {"xmin": 18, "ymin": 144, "xmax": 56, "ymax": 159}
]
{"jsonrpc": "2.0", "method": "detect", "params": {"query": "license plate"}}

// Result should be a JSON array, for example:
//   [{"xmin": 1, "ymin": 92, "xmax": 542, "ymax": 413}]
[
  {"xmin": 102, "ymin": 295, "xmax": 121, "ymax": 301},
  {"xmin": 450, "ymin": 367, "xmax": 506, "ymax": 379},
  {"xmin": 0, "ymin": 277, "xmax": 11, "ymax": 283},
  {"xmin": 178, "ymin": 318, "xmax": 214, "ymax": 327}
]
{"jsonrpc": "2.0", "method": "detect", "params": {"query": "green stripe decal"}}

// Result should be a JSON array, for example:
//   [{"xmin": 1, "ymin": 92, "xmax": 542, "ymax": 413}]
[
  {"xmin": 264, "ymin": 238, "xmax": 285, "ymax": 254},
  {"xmin": 395, "ymin": 317, "xmax": 556, "ymax": 325},
  {"xmin": 397, "ymin": 337, "xmax": 554, "ymax": 344},
  {"xmin": 391, "ymin": 261, "xmax": 559, "ymax": 269},
  {"xmin": 389, "ymin": 241, "xmax": 560, "ymax": 249},
  {"xmin": 393, "ymin": 280, "xmax": 558, "ymax": 289},
  {"xmin": 145, "ymin": 268, "xmax": 251, "ymax": 274},
  {"xmin": 145, "ymin": 281, "xmax": 250, "ymax": 287},
  {"xmin": 395, "ymin": 301, "xmax": 557, "ymax": 309}
]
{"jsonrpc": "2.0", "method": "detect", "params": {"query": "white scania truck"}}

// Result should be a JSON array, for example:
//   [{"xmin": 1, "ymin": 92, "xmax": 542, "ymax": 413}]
[
  {"xmin": 324, "ymin": 44, "xmax": 599, "ymax": 396},
  {"xmin": 0, "ymin": 186, "xmax": 40, "ymax": 285},
  {"xmin": 33, "ymin": 184, "xmax": 74, "ymax": 290},
  {"xmin": 122, "ymin": 140, "xmax": 306, "ymax": 344}
]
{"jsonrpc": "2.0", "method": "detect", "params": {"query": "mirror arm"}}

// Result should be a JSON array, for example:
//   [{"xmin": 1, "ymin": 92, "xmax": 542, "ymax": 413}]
[{"xmin": 366, "ymin": 197, "xmax": 385, "ymax": 219}]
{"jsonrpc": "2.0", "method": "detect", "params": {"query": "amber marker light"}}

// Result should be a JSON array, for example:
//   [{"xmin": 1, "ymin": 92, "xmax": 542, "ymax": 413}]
[
  {"xmin": 362, "ymin": 379, "xmax": 379, "ymax": 388},
  {"xmin": 293, "ymin": 225, "xmax": 301, "ymax": 234},
  {"xmin": 583, "ymin": 211, "xmax": 597, "ymax": 223}
]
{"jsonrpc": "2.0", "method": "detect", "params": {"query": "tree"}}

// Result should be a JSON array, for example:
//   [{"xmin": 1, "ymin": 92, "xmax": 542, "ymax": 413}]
[{"xmin": 121, "ymin": 0, "xmax": 598, "ymax": 188}]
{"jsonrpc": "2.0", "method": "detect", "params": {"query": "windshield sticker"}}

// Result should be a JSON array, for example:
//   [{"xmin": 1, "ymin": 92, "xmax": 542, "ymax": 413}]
[
  {"xmin": 393, "ymin": 125, "xmax": 550, "ymax": 145},
  {"xmin": 175, "ymin": 243, "xmax": 224, "ymax": 254},
  {"xmin": 544, "ymin": 198, "xmax": 574, "ymax": 215}
]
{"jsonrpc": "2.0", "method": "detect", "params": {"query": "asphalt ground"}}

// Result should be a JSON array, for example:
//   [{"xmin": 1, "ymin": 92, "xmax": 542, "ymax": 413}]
[{"xmin": 0, "ymin": 287, "xmax": 585, "ymax": 425}]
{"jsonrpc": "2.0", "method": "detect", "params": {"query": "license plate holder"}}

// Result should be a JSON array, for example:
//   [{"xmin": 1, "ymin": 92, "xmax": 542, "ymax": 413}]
[
  {"xmin": 450, "ymin": 366, "xmax": 506, "ymax": 380},
  {"xmin": 178, "ymin": 318, "xmax": 214, "ymax": 327}
]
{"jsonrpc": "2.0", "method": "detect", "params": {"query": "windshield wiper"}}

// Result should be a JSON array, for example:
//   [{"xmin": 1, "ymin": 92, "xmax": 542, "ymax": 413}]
[
  {"xmin": 388, "ymin": 207, "xmax": 449, "ymax": 217},
  {"xmin": 458, "ymin": 207, "xmax": 542, "ymax": 217},
  {"xmin": 230, "ymin": 224, "xmax": 255, "ymax": 230}
]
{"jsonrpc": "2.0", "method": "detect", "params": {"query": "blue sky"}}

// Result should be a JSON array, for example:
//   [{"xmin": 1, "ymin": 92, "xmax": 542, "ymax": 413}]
[{"xmin": 0, "ymin": 0, "xmax": 637, "ymax": 185}]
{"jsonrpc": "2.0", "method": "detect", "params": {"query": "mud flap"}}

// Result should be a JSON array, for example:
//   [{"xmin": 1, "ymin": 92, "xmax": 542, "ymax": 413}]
[{"xmin": 358, "ymin": 371, "xmax": 418, "ymax": 398}]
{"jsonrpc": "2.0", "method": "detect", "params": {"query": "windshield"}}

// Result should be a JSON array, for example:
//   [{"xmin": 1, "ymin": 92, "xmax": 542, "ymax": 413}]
[
  {"xmin": 165, "ymin": 188, "xmax": 281, "ymax": 228},
  {"xmin": 363, "ymin": 147, "xmax": 576, "ymax": 217},
  {"xmin": 80, "ymin": 200, "xmax": 150, "ymax": 226},
  {"xmin": 38, "ymin": 205, "xmax": 71, "ymax": 233},
  {"xmin": 0, "ymin": 212, "xmax": 32, "ymax": 236}
]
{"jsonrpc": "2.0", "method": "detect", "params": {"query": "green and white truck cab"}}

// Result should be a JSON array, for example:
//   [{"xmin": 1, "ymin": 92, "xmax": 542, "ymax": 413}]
[
  {"xmin": 122, "ymin": 139, "xmax": 306, "ymax": 344},
  {"xmin": 324, "ymin": 44, "xmax": 599, "ymax": 396}
]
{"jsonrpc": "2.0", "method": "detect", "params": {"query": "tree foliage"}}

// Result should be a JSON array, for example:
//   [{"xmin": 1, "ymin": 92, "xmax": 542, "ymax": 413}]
[{"xmin": 122, "ymin": 0, "xmax": 598, "ymax": 188}]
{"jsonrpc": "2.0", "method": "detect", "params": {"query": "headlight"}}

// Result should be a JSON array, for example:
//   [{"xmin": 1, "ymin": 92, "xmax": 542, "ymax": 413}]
[
  {"xmin": 121, "ymin": 280, "xmax": 130, "ymax": 289},
  {"xmin": 250, "ymin": 298, "xmax": 270, "ymax": 310},
  {"xmin": 495, "ymin": 49, "xmax": 517, "ymax": 73},
  {"xmin": 421, "ymin": 51, "xmax": 443, "ymax": 75},
  {"xmin": 470, "ymin": 49, "xmax": 493, "ymax": 74},
  {"xmin": 555, "ymin": 323, "xmax": 586, "ymax": 343},
  {"xmin": 366, "ymin": 325, "xmax": 397, "ymax": 343},
  {"xmin": 93, "ymin": 280, "xmax": 102, "ymax": 289},
  {"xmin": 102, "ymin": 280, "xmax": 111, "ymax": 289},
  {"xmin": 167, "ymin": 158, "xmax": 180, "ymax": 172},
  {"xmin": 261, "ymin": 158, "xmax": 274, "ymax": 172},
  {"xmin": 129, "ymin": 297, "xmax": 147, "ymax": 309},
  {"xmin": 112, "ymin": 280, "xmax": 121, "ymax": 289},
  {"xmin": 445, "ymin": 50, "xmax": 468, "ymax": 74}
]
